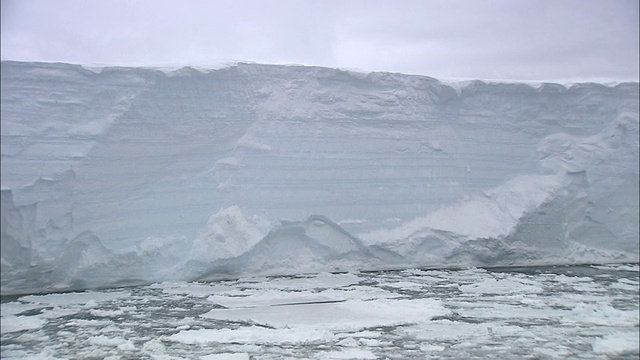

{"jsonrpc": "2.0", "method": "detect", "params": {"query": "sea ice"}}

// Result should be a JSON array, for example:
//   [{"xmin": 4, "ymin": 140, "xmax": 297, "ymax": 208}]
[{"xmin": 1, "ymin": 265, "xmax": 638, "ymax": 358}]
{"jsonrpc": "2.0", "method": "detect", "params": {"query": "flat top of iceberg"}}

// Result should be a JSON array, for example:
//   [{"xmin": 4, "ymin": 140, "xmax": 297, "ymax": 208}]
[{"xmin": 4, "ymin": 60, "xmax": 636, "ymax": 88}]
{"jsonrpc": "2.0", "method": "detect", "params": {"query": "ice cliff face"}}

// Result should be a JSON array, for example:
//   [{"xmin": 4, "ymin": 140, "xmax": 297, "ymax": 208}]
[{"xmin": 1, "ymin": 61, "xmax": 638, "ymax": 294}]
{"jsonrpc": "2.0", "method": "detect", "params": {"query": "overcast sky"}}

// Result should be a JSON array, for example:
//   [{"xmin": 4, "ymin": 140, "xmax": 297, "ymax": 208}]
[{"xmin": 2, "ymin": 0, "xmax": 638, "ymax": 81}]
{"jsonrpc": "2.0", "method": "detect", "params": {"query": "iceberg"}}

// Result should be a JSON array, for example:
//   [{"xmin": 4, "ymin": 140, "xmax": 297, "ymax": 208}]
[{"xmin": 1, "ymin": 61, "xmax": 638, "ymax": 294}]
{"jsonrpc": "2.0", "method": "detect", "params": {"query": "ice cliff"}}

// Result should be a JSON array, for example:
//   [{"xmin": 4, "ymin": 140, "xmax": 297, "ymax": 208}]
[{"xmin": 1, "ymin": 61, "xmax": 638, "ymax": 294}]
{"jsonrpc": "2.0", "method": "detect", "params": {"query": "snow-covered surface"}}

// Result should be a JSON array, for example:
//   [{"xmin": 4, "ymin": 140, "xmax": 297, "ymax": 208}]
[
  {"xmin": 1, "ymin": 61, "xmax": 638, "ymax": 294},
  {"xmin": 1, "ymin": 265, "xmax": 638, "ymax": 359}
]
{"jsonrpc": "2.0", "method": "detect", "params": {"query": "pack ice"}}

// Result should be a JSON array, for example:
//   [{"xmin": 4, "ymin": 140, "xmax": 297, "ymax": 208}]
[{"xmin": 1, "ymin": 61, "xmax": 638, "ymax": 295}]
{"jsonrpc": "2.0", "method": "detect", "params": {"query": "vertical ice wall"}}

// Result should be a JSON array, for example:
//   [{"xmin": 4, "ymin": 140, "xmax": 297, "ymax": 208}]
[{"xmin": 1, "ymin": 61, "xmax": 638, "ymax": 294}]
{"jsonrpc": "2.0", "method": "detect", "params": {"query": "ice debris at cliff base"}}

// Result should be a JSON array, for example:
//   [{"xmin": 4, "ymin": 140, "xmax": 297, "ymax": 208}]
[{"xmin": 1, "ymin": 61, "xmax": 638, "ymax": 294}]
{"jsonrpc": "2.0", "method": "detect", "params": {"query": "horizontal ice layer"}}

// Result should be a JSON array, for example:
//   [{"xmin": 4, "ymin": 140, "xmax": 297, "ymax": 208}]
[{"xmin": 1, "ymin": 61, "xmax": 638, "ymax": 294}]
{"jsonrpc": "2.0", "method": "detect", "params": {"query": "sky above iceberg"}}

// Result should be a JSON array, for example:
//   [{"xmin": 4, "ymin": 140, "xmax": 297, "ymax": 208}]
[{"xmin": 1, "ymin": 0, "xmax": 638, "ymax": 82}]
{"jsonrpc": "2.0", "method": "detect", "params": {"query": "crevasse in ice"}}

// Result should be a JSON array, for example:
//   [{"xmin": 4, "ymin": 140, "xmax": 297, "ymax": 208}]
[{"xmin": 1, "ymin": 61, "xmax": 638, "ymax": 294}]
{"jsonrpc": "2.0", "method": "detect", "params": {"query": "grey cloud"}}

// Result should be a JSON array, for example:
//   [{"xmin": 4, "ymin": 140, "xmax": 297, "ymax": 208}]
[{"xmin": 1, "ymin": 0, "xmax": 637, "ymax": 81}]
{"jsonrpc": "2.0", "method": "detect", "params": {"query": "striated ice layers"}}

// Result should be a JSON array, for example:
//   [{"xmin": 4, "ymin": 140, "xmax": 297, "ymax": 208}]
[{"xmin": 1, "ymin": 61, "xmax": 638, "ymax": 295}]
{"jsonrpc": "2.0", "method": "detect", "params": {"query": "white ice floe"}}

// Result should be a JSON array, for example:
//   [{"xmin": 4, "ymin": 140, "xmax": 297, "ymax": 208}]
[
  {"xmin": 0, "ymin": 315, "xmax": 47, "ymax": 334},
  {"xmin": 202, "ymin": 298, "xmax": 449, "ymax": 332},
  {"xmin": 166, "ymin": 326, "xmax": 335, "ymax": 345},
  {"xmin": 200, "ymin": 354, "xmax": 251, "ymax": 360},
  {"xmin": 592, "ymin": 330, "xmax": 640, "ymax": 355},
  {"xmin": 317, "ymin": 348, "xmax": 377, "ymax": 359},
  {"xmin": 87, "ymin": 335, "xmax": 134, "ymax": 349},
  {"xmin": 19, "ymin": 291, "xmax": 130, "ymax": 306},
  {"xmin": 564, "ymin": 303, "xmax": 639, "ymax": 327}
]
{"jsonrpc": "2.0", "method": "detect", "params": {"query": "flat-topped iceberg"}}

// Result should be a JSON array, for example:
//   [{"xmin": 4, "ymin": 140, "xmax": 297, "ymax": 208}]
[{"xmin": 1, "ymin": 61, "xmax": 638, "ymax": 294}]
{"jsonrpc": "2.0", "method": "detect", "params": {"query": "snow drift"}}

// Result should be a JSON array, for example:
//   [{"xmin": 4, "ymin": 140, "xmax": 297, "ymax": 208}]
[{"xmin": 1, "ymin": 61, "xmax": 638, "ymax": 294}]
